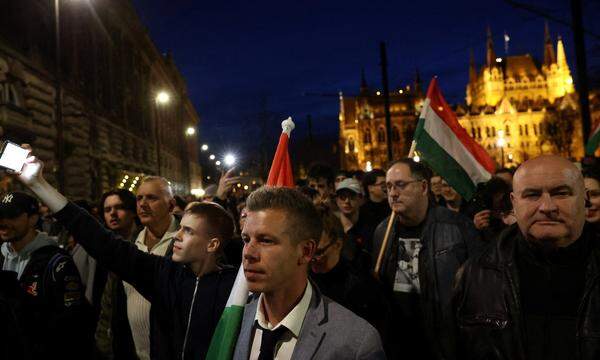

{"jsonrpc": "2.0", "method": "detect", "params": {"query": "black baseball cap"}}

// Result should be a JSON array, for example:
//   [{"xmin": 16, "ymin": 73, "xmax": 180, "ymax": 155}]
[{"xmin": 0, "ymin": 192, "xmax": 40, "ymax": 219}]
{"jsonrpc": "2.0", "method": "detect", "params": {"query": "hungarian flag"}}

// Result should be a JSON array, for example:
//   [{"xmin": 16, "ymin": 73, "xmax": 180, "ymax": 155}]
[
  {"xmin": 206, "ymin": 117, "xmax": 296, "ymax": 360},
  {"xmin": 266, "ymin": 117, "xmax": 295, "ymax": 187},
  {"xmin": 414, "ymin": 78, "xmax": 495, "ymax": 201},
  {"xmin": 585, "ymin": 121, "xmax": 600, "ymax": 156}
]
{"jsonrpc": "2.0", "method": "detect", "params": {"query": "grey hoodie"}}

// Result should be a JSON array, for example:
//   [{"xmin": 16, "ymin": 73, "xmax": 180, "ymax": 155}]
[{"xmin": 1, "ymin": 232, "xmax": 58, "ymax": 279}]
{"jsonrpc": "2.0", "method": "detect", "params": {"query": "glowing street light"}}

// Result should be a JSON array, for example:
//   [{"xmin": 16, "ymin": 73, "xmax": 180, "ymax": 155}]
[
  {"xmin": 224, "ymin": 154, "xmax": 236, "ymax": 167},
  {"xmin": 155, "ymin": 91, "xmax": 170, "ymax": 104},
  {"xmin": 201, "ymin": 144, "xmax": 209, "ymax": 151},
  {"xmin": 215, "ymin": 160, "xmax": 222, "ymax": 166},
  {"xmin": 185, "ymin": 127, "xmax": 196, "ymax": 136},
  {"xmin": 209, "ymin": 154, "xmax": 216, "ymax": 160}
]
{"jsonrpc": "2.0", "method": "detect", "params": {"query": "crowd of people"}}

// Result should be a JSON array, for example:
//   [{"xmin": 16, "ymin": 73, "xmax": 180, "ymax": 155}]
[{"xmin": 1, "ymin": 144, "xmax": 600, "ymax": 360}]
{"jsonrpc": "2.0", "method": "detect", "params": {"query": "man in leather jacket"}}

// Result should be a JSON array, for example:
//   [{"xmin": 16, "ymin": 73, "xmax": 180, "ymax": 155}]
[
  {"xmin": 453, "ymin": 155, "xmax": 600, "ymax": 360},
  {"xmin": 371, "ymin": 159, "xmax": 485, "ymax": 359}
]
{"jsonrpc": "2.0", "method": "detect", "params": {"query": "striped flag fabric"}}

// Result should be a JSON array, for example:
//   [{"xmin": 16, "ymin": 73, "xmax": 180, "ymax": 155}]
[
  {"xmin": 266, "ymin": 117, "xmax": 295, "ymax": 187},
  {"xmin": 414, "ymin": 78, "xmax": 495, "ymax": 201},
  {"xmin": 205, "ymin": 266, "xmax": 248, "ymax": 360},
  {"xmin": 206, "ymin": 117, "xmax": 296, "ymax": 360},
  {"xmin": 585, "ymin": 122, "xmax": 600, "ymax": 156}
]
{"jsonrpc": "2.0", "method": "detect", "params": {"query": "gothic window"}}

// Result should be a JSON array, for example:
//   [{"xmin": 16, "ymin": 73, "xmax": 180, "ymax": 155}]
[
  {"xmin": 505, "ymin": 125, "xmax": 511, "ymax": 136},
  {"xmin": 492, "ymin": 127, "xmax": 496, "ymax": 137},
  {"xmin": 392, "ymin": 126, "xmax": 400, "ymax": 142},
  {"xmin": 0, "ymin": 83, "xmax": 21, "ymax": 107},
  {"xmin": 519, "ymin": 125, "xmax": 523, "ymax": 136},
  {"xmin": 477, "ymin": 127, "xmax": 482, "ymax": 139},
  {"xmin": 363, "ymin": 129, "xmax": 372, "ymax": 144},
  {"xmin": 377, "ymin": 127, "xmax": 386, "ymax": 143},
  {"xmin": 486, "ymin": 127, "xmax": 490, "ymax": 137},
  {"xmin": 525, "ymin": 124, "xmax": 529, "ymax": 136},
  {"xmin": 471, "ymin": 127, "xmax": 476, "ymax": 138},
  {"xmin": 533, "ymin": 124, "xmax": 538, "ymax": 135},
  {"xmin": 348, "ymin": 138, "xmax": 356, "ymax": 153}
]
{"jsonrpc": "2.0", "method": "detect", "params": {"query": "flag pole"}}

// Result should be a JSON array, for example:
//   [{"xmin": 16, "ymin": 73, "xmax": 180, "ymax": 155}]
[
  {"xmin": 407, "ymin": 140, "xmax": 416, "ymax": 158},
  {"xmin": 374, "ymin": 213, "xmax": 395, "ymax": 279}
]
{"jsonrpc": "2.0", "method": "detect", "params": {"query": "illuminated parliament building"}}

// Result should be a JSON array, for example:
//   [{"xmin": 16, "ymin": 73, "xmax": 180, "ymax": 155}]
[{"xmin": 339, "ymin": 24, "xmax": 584, "ymax": 171}]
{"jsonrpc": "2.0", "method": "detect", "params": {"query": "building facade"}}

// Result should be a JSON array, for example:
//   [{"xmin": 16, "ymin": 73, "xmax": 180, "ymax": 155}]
[
  {"xmin": 457, "ymin": 25, "xmax": 584, "ymax": 166},
  {"xmin": 339, "ymin": 72, "xmax": 423, "ymax": 171},
  {"xmin": 0, "ymin": 0, "xmax": 201, "ymax": 200}
]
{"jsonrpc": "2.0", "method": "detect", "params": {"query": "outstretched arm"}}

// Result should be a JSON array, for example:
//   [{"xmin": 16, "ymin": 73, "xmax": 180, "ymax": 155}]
[{"xmin": 15, "ymin": 146, "xmax": 170, "ymax": 302}]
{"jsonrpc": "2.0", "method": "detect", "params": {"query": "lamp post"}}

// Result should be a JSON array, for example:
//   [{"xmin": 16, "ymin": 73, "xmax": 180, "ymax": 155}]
[
  {"xmin": 54, "ymin": 0, "xmax": 65, "ymax": 192},
  {"xmin": 155, "ymin": 91, "xmax": 170, "ymax": 176},
  {"xmin": 496, "ymin": 129, "xmax": 506, "ymax": 168}
]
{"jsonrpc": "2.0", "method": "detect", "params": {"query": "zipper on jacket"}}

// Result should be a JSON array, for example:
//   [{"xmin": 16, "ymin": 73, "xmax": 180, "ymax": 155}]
[{"xmin": 181, "ymin": 277, "xmax": 199, "ymax": 360}]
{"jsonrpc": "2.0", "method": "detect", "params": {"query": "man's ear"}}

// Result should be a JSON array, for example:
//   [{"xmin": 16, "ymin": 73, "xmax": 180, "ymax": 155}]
[
  {"xmin": 421, "ymin": 180, "xmax": 429, "ymax": 196},
  {"xmin": 207, "ymin": 237, "xmax": 221, "ymax": 254},
  {"xmin": 298, "ymin": 239, "xmax": 317, "ymax": 265}
]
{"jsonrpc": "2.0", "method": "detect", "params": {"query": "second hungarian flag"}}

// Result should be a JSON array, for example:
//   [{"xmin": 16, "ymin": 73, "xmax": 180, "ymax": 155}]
[{"xmin": 414, "ymin": 78, "xmax": 495, "ymax": 201}]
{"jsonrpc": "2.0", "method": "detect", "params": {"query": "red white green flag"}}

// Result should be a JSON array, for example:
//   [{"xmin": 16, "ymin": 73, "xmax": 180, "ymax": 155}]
[
  {"xmin": 206, "ymin": 117, "xmax": 295, "ymax": 360},
  {"xmin": 585, "ymin": 121, "xmax": 600, "ymax": 156},
  {"xmin": 414, "ymin": 78, "xmax": 495, "ymax": 201}
]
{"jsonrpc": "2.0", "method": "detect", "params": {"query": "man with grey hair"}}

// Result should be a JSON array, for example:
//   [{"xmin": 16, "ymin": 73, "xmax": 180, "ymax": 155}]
[
  {"xmin": 453, "ymin": 155, "xmax": 600, "ymax": 360},
  {"xmin": 234, "ymin": 186, "xmax": 385, "ymax": 360},
  {"xmin": 124, "ymin": 176, "xmax": 179, "ymax": 359}
]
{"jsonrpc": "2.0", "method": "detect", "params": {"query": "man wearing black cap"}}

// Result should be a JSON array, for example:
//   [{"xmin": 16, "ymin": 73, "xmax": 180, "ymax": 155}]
[{"xmin": 0, "ymin": 191, "xmax": 92, "ymax": 359}]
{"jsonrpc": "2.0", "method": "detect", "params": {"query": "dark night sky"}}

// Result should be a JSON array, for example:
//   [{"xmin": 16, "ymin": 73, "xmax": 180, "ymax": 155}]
[{"xmin": 131, "ymin": 0, "xmax": 600, "ymax": 162}]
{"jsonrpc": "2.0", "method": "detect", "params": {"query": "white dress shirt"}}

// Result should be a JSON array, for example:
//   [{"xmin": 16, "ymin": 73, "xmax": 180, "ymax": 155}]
[
  {"xmin": 123, "ymin": 216, "xmax": 178, "ymax": 360},
  {"xmin": 249, "ymin": 281, "xmax": 313, "ymax": 360}
]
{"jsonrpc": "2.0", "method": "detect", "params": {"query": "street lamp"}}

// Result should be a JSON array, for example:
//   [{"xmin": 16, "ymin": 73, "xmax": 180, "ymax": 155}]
[
  {"xmin": 209, "ymin": 154, "xmax": 216, "ymax": 160},
  {"xmin": 154, "ymin": 90, "xmax": 171, "ymax": 176},
  {"xmin": 156, "ymin": 91, "xmax": 170, "ymax": 105},
  {"xmin": 215, "ymin": 160, "xmax": 221, "ymax": 166},
  {"xmin": 201, "ymin": 144, "xmax": 208, "ymax": 151},
  {"xmin": 224, "ymin": 154, "xmax": 236, "ymax": 167},
  {"xmin": 185, "ymin": 126, "xmax": 196, "ymax": 136}
]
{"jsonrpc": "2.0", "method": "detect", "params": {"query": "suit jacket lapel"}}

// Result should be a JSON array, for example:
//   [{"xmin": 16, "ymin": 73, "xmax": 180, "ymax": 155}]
[
  {"xmin": 291, "ymin": 285, "xmax": 326, "ymax": 360},
  {"xmin": 233, "ymin": 295, "xmax": 259, "ymax": 360}
]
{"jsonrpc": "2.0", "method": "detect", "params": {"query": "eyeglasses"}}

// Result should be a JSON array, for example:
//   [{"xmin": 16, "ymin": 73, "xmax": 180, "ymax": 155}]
[
  {"xmin": 385, "ymin": 180, "xmax": 421, "ymax": 192},
  {"xmin": 587, "ymin": 189, "xmax": 600, "ymax": 200},
  {"xmin": 313, "ymin": 240, "xmax": 337, "ymax": 258}
]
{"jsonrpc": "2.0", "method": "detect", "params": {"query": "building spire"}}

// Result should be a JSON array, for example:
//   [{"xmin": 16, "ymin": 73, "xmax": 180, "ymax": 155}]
[
  {"xmin": 360, "ymin": 68, "xmax": 369, "ymax": 94},
  {"xmin": 414, "ymin": 67, "xmax": 422, "ymax": 95},
  {"xmin": 556, "ymin": 35, "xmax": 568, "ymax": 69},
  {"xmin": 486, "ymin": 26, "xmax": 496, "ymax": 67},
  {"xmin": 469, "ymin": 48, "xmax": 477, "ymax": 83},
  {"xmin": 543, "ymin": 21, "xmax": 556, "ymax": 66}
]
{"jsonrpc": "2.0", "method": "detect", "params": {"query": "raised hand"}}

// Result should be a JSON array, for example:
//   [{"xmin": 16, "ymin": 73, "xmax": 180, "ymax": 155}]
[
  {"xmin": 16, "ymin": 144, "xmax": 45, "ymax": 186},
  {"xmin": 216, "ymin": 168, "xmax": 242, "ymax": 200},
  {"xmin": 473, "ymin": 209, "xmax": 491, "ymax": 230}
]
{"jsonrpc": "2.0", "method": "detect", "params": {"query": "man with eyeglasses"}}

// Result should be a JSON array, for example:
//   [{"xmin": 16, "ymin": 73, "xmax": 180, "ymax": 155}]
[
  {"xmin": 583, "ymin": 168, "xmax": 600, "ymax": 228},
  {"xmin": 371, "ymin": 158, "xmax": 484, "ymax": 360},
  {"xmin": 310, "ymin": 205, "xmax": 390, "ymax": 340}
]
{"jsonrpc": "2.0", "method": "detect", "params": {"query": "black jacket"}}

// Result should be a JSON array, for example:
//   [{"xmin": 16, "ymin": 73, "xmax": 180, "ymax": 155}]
[
  {"xmin": 453, "ymin": 223, "xmax": 600, "ymax": 360},
  {"xmin": 371, "ymin": 204, "xmax": 485, "ymax": 359},
  {"xmin": 0, "ymin": 244, "xmax": 94, "ymax": 359},
  {"xmin": 55, "ymin": 202, "xmax": 237, "ymax": 360}
]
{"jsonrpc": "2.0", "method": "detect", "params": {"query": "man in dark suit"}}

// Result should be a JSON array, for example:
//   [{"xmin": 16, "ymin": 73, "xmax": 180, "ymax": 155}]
[{"xmin": 234, "ymin": 186, "xmax": 386, "ymax": 360}]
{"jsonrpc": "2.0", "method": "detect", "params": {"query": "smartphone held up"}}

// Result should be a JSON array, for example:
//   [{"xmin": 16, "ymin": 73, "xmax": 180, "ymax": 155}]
[{"xmin": 0, "ymin": 141, "xmax": 29, "ymax": 172}]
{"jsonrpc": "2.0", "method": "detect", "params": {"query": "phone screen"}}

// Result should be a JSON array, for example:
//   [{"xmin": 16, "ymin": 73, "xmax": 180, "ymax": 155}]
[{"xmin": 0, "ymin": 142, "xmax": 29, "ymax": 172}]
